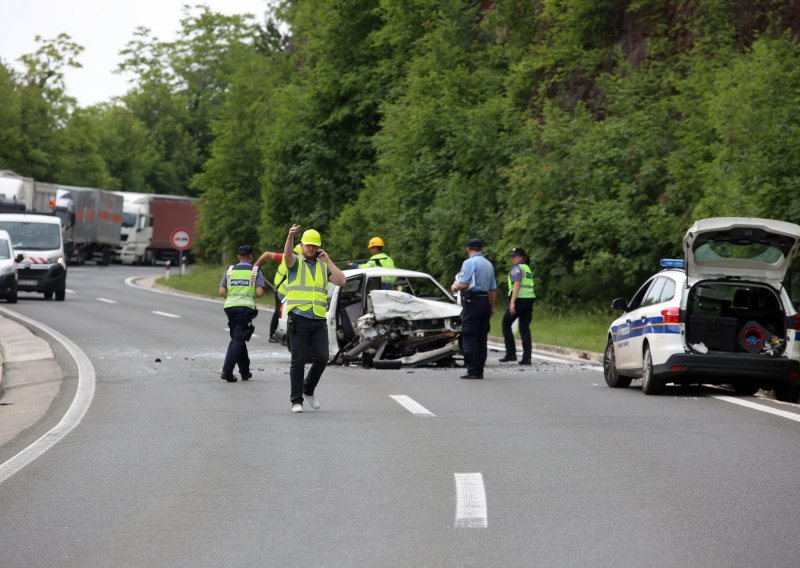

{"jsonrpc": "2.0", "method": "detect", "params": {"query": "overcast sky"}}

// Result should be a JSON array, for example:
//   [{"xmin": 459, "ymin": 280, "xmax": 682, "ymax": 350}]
[{"xmin": 0, "ymin": 0, "xmax": 273, "ymax": 107}]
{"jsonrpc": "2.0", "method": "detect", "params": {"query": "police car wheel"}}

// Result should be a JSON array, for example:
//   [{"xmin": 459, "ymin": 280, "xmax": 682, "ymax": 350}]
[
  {"xmin": 641, "ymin": 345, "xmax": 666, "ymax": 395},
  {"xmin": 603, "ymin": 338, "xmax": 631, "ymax": 388},
  {"xmin": 774, "ymin": 385, "xmax": 800, "ymax": 403}
]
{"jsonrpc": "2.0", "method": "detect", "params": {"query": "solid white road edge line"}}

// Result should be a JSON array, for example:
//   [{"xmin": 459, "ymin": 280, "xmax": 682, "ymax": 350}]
[
  {"xmin": 151, "ymin": 310, "xmax": 181, "ymax": 318},
  {"xmin": 0, "ymin": 307, "xmax": 95, "ymax": 484},
  {"xmin": 712, "ymin": 395, "xmax": 800, "ymax": 423},
  {"xmin": 390, "ymin": 395, "xmax": 435, "ymax": 417},
  {"xmin": 454, "ymin": 472, "xmax": 488, "ymax": 528}
]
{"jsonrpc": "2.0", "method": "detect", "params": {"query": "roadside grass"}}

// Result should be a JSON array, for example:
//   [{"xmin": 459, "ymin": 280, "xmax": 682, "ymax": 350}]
[
  {"xmin": 157, "ymin": 263, "xmax": 612, "ymax": 353},
  {"xmin": 491, "ymin": 302, "xmax": 612, "ymax": 354}
]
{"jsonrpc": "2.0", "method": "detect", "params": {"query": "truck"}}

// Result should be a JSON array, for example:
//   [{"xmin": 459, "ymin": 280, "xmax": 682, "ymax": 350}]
[
  {"xmin": 113, "ymin": 192, "xmax": 199, "ymax": 265},
  {"xmin": 0, "ymin": 213, "xmax": 66, "ymax": 300},
  {"xmin": 52, "ymin": 185, "xmax": 123, "ymax": 265},
  {"xmin": 0, "ymin": 171, "xmax": 57, "ymax": 213}
]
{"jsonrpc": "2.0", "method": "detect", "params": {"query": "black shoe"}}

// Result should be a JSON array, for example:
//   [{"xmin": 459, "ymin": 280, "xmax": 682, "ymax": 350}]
[
  {"xmin": 241, "ymin": 371, "xmax": 252, "ymax": 381},
  {"xmin": 460, "ymin": 373, "xmax": 483, "ymax": 379},
  {"xmin": 268, "ymin": 336, "xmax": 278, "ymax": 344},
  {"xmin": 498, "ymin": 355, "xmax": 517, "ymax": 362},
  {"xmin": 518, "ymin": 359, "xmax": 532, "ymax": 366},
  {"xmin": 220, "ymin": 373, "xmax": 238, "ymax": 382}
]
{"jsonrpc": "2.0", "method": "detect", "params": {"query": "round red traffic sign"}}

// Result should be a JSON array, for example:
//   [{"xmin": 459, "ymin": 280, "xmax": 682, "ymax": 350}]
[{"xmin": 170, "ymin": 228, "xmax": 193, "ymax": 251}]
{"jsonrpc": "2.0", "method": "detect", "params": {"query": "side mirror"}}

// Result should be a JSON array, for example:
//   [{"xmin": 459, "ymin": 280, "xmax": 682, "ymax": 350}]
[{"xmin": 611, "ymin": 298, "xmax": 628, "ymax": 311}]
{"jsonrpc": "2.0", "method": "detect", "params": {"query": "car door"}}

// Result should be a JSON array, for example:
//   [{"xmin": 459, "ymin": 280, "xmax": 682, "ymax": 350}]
[{"xmin": 614, "ymin": 277, "xmax": 659, "ymax": 371}]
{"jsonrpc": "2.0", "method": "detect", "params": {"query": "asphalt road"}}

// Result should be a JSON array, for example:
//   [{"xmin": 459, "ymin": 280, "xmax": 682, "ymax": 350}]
[{"xmin": 1, "ymin": 264, "xmax": 799, "ymax": 568}]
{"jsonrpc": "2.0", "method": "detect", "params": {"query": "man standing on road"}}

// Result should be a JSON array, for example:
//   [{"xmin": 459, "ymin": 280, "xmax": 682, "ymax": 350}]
[
  {"xmin": 219, "ymin": 245, "xmax": 266, "ymax": 382},
  {"xmin": 283, "ymin": 224, "xmax": 346, "ymax": 413},
  {"xmin": 452, "ymin": 238, "xmax": 497, "ymax": 379}
]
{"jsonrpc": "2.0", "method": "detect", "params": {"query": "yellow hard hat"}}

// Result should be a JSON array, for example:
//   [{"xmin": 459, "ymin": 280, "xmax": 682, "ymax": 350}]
[
  {"xmin": 368, "ymin": 236, "xmax": 384, "ymax": 248},
  {"xmin": 301, "ymin": 229, "xmax": 322, "ymax": 246}
]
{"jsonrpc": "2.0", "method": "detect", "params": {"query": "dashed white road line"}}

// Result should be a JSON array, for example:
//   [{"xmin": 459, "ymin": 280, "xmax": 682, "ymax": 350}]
[
  {"xmin": 96, "ymin": 297, "xmax": 118, "ymax": 304},
  {"xmin": 390, "ymin": 395, "xmax": 435, "ymax": 417},
  {"xmin": 152, "ymin": 310, "xmax": 181, "ymax": 319},
  {"xmin": 454, "ymin": 473, "xmax": 488, "ymax": 528},
  {"xmin": 712, "ymin": 395, "xmax": 800, "ymax": 423}
]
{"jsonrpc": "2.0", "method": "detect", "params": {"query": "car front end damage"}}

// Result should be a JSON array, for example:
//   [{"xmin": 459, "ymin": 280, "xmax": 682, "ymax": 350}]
[{"xmin": 334, "ymin": 290, "xmax": 462, "ymax": 369}]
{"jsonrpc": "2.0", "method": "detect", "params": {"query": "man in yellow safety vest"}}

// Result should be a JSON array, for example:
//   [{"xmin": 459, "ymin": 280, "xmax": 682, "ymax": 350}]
[{"xmin": 283, "ymin": 224, "xmax": 346, "ymax": 413}]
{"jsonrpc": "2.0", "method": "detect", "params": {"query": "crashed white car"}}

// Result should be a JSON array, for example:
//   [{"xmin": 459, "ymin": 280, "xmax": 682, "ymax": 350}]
[
  {"xmin": 273, "ymin": 267, "xmax": 462, "ymax": 368},
  {"xmin": 605, "ymin": 217, "xmax": 800, "ymax": 402}
]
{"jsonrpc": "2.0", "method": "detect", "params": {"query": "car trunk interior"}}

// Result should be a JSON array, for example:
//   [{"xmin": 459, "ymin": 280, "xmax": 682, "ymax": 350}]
[{"xmin": 685, "ymin": 282, "xmax": 787, "ymax": 355}]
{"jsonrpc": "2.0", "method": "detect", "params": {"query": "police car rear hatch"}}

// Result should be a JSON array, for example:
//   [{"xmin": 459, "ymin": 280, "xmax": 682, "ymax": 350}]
[{"xmin": 684, "ymin": 217, "xmax": 800, "ymax": 287}]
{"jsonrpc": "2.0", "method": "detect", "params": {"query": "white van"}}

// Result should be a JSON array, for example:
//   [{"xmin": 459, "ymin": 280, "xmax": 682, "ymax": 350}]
[
  {"xmin": 0, "ymin": 213, "xmax": 66, "ymax": 301},
  {"xmin": 0, "ymin": 229, "xmax": 18, "ymax": 303}
]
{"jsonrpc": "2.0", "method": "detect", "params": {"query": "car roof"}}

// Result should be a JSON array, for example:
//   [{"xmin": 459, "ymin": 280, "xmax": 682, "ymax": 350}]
[
  {"xmin": 342, "ymin": 267, "xmax": 439, "ymax": 279},
  {"xmin": 0, "ymin": 213, "xmax": 61, "ymax": 224}
]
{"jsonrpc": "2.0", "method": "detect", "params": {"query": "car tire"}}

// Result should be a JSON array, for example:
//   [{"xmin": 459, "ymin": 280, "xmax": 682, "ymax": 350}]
[
  {"xmin": 55, "ymin": 288, "xmax": 66, "ymax": 301},
  {"xmin": 774, "ymin": 385, "xmax": 800, "ymax": 403},
  {"xmin": 604, "ymin": 338, "xmax": 631, "ymax": 388},
  {"xmin": 732, "ymin": 383, "xmax": 759, "ymax": 396},
  {"xmin": 641, "ymin": 345, "xmax": 666, "ymax": 395}
]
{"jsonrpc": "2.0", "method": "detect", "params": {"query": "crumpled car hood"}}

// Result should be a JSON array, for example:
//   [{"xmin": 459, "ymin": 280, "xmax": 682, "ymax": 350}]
[{"xmin": 368, "ymin": 290, "xmax": 462, "ymax": 321}]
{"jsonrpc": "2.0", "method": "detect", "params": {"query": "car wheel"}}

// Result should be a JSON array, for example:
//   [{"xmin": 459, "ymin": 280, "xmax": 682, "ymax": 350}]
[
  {"xmin": 641, "ymin": 345, "xmax": 666, "ymax": 395},
  {"xmin": 603, "ymin": 337, "xmax": 631, "ymax": 388},
  {"xmin": 55, "ymin": 288, "xmax": 66, "ymax": 301},
  {"xmin": 774, "ymin": 385, "xmax": 800, "ymax": 403},
  {"xmin": 732, "ymin": 383, "xmax": 759, "ymax": 396}
]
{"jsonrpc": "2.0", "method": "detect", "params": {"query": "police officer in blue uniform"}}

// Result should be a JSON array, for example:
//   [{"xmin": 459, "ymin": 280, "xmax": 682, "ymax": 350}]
[
  {"xmin": 452, "ymin": 238, "xmax": 497, "ymax": 379},
  {"xmin": 219, "ymin": 245, "xmax": 266, "ymax": 382}
]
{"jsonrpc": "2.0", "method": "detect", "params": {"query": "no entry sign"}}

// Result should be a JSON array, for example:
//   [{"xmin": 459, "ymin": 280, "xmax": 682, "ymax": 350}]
[{"xmin": 170, "ymin": 228, "xmax": 193, "ymax": 251}]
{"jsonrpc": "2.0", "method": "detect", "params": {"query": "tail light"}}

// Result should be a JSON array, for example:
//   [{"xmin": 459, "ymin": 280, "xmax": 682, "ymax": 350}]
[
  {"xmin": 793, "ymin": 314, "xmax": 800, "ymax": 331},
  {"xmin": 661, "ymin": 307, "xmax": 680, "ymax": 324}
]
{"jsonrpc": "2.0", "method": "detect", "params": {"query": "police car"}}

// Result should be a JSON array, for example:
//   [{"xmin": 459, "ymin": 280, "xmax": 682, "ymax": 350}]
[{"xmin": 604, "ymin": 217, "xmax": 800, "ymax": 402}]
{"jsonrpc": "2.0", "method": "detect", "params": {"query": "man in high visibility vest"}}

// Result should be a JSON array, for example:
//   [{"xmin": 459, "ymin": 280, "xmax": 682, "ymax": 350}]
[
  {"xmin": 349, "ymin": 236, "xmax": 396, "ymax": 289},
  {"xmin": 256, "ymin": 244, "xmax": 302, "ymax": 342},
  {"xmin": 499, "ymin": 247, "xmax": 536, "ymax": 365},
  {"xmin": 219, "ymin": 245, "xmax": 266, "ymax": 382},
  {"xmin": 283, "ymin": 224, "xmax": 346, "ymax": 413}
]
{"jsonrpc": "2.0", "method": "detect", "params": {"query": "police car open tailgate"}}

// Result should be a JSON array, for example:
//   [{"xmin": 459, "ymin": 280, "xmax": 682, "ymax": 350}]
[{"xmin": 684, "ymin": 217, "xmax": 800, "ymax": 287}]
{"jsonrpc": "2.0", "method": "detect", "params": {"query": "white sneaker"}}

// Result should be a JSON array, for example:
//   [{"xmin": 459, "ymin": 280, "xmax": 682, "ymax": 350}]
[
  {"xmin": 291, "ymin": 404, "xmax": 303, "ymax": 413},
  {"xmin": 305, "ymin": 393, "xmax": 320, "ymax": 410}
]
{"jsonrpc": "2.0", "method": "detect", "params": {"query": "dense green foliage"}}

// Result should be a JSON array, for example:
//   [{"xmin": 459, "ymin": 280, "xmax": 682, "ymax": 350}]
[{"xmin": 3, "ymin": 1, "xmax": 800, "ymax": 303}]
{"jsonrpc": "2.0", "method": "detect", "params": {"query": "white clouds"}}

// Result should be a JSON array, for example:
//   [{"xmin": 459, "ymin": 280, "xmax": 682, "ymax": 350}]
[{"xmin": 0, "ymin": 0, "xmax": 271, "ymax": 106}]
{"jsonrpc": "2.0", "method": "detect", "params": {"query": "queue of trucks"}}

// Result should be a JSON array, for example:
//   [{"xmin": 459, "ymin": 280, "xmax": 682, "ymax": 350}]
[{"xmin": 0, "ymin": 170, "xmax": 199, "ymax": 301}]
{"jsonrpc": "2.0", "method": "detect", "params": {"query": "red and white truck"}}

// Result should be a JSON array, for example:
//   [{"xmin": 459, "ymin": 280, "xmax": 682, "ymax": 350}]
[{"xmin": 113, "ymin": 192, "xmax": 199, "ymax": 265}]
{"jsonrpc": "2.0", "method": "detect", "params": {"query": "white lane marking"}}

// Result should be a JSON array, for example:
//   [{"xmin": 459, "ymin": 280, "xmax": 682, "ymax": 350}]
[
  {"xmin": 96, "ymin": 297, "xmax": 118, "ymax": 304},
  {"xmin": 454, "ymin": 473, "xmax": 488, "ymax": 528},
  {"xmin": 66, "ymin": 289, "xmax": 75, "ymax": 294},
  {"xmin": 712, "ymin": 395, "xmax": 800, "ymax": 423},
  {"xmin": 152, "ymin": 310, "xmax": 181, "ymax": 319},
  {"xmin": 0, "ymin": 308, "xmax": 95, "ymax": 484},
  {"xmin": 125, "ymin": 276, "xmax": 222, "ymax": 304},
  {"xmin": 390, "ymin": 395, "xmax": 435, "ymax": 417}
]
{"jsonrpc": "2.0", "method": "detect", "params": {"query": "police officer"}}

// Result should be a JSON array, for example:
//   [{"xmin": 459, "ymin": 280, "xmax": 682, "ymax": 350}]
[
  {"xmin": 351, "ymin": 236, "xmax": 396, "ymax": 289},
  {"xmin": 452, "ymin": 238, "xmax": 497, "ymax": 379},
  {"xmin": 219, "ymin": 245, "xmax": 266, "ymax": 382},
  {"xmin": 499, "ymin": 247, "xmax": 536, "ymax": 365},
  {"xmin": 283, "ymin": 224, "xmax": 346, "ymax": 413},
  {"xmin": 255, "ymin": 245, "xmax": 302, "ymax": 342}
]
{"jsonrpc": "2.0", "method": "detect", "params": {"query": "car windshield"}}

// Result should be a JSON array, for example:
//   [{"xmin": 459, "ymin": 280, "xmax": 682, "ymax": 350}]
[
  {"xmin": 0, "ymin": 240, "xmax": 10, "ymax": 259},
  {"xmin": 0, "ymin": 221, "xmax": 61, "ymax": 251},
  {"xmin": 379, "ymin": 275, "xmax": 455, "ymax": 303}
]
